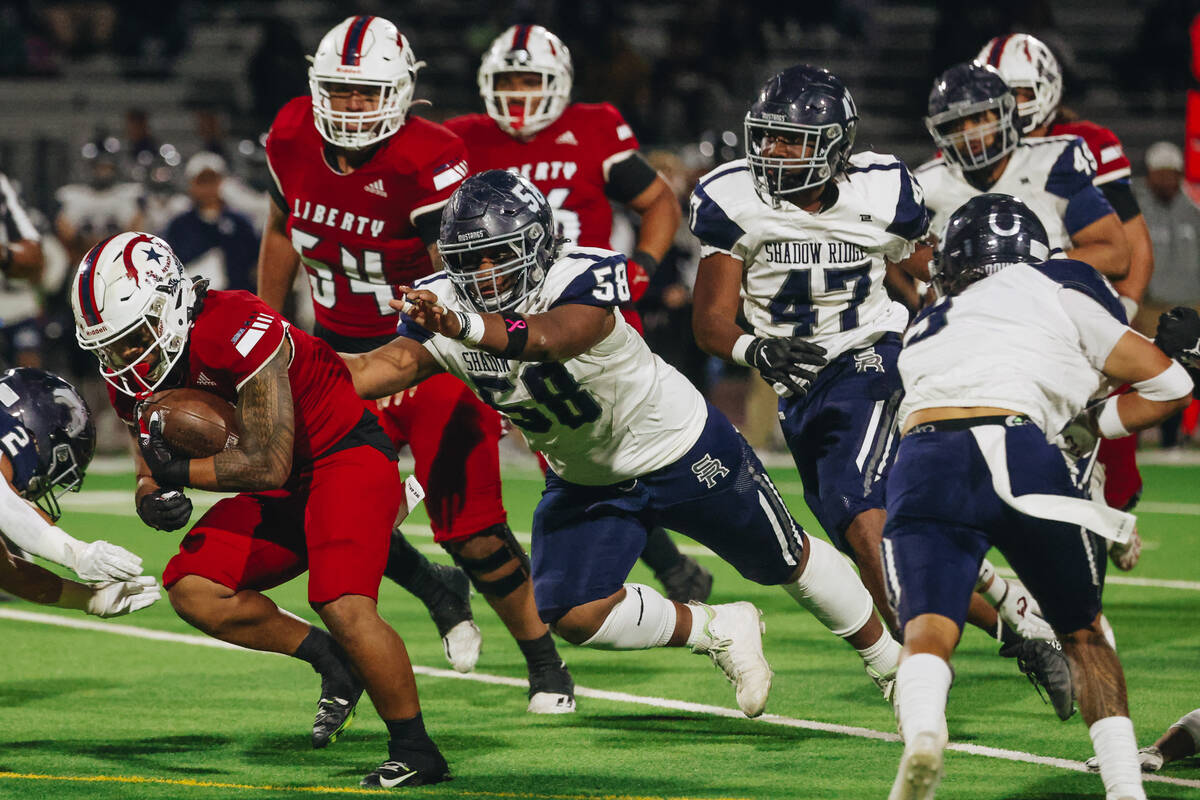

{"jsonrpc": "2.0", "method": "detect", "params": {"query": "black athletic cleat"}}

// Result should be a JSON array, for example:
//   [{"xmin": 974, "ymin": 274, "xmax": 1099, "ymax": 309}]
[
  {"xmin": 656, "ymin": 555, "xmax": 714, "ymax": 604},
  {"xmin": 361, "ymin": 753, "xmax": 451, "ymax": 788},
  {"xmin": 312, "ymin": 675, "xmax": 364, "ymax": 749},
  {"xmin": 526, "ymin": 659, "xmax": 576, "ymax": 714},
  {"xmin": 1000, "ymin": 638, "xmax": 1076, "ymax": 720}
]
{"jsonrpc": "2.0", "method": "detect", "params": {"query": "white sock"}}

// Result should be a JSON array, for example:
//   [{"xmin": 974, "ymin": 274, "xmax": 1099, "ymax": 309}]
[
  {"xmin": 686, "ymin": 601, "xmax": 714, "ymax": 649},
  {"xmin": 895, "ymin": 653, "xmax": 952, "ymax": 744},
  {"xmin": 857, "ymin": 630, "xmax": 901, "ymax": 676},
  {"xmin": 1089, "ymin": 716, "xmax": 1146, "ymax": 800},
  {"xmin": 783, "ymin": 535, "xmax": 873, "ymax": 637},
  {"xmin": 976, "ymin": 558, "xmax": 1006, "ymax": 606},
  {"xmin": 581, "ymin": 584, "xmax": 676, "ymax": 650}
]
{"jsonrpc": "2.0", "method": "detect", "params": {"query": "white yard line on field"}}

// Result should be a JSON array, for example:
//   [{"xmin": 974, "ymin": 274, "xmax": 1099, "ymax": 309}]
[{"xmin": 0, "ymin": 607, "xmax": 1197, "ymax": 791}]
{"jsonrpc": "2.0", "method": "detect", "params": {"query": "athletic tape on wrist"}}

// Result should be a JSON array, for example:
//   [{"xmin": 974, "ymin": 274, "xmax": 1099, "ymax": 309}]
[
  {"xmin": 1132, "ymin": 360, "xmax": 1192, "ymax": 401},
  {"xmin": 1096, "ymin": 396, "xmax": 1130, "ymax": 439},
  {"xmin": 453, "ymin": 310, "xmax": 485, "ymax": 347}
]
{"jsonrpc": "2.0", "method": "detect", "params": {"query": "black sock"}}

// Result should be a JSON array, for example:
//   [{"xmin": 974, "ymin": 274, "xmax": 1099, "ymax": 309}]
[
  {"xmin": 639, "ymin": 526, "xmax": 686, "ymax": 573},
  {"xmin": 517, "ymin": 631, "xmax": 561, "ymax": 672},
  {"xmin": 384, "ymin": 529, "xmax": 448, "ymax": 605},
  {"xmin": 294, "ymin": 627, "xmax": 354, "ymax": 689},
  {"xmin": 385, "ymin": 713, "xmax": 438, "ymax": 759}
]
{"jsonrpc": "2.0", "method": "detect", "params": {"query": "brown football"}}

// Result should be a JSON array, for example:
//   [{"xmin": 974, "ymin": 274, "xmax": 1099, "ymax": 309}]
[{"xmin": 139, "ymin": 388, "xmax": 240, "ymax": 458}]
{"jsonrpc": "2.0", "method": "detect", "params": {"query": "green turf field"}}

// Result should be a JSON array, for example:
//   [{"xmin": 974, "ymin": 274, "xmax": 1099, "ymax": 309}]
[{"xmin": 1, "ymin": 463, "xmax": 1197, "ymax": 799}]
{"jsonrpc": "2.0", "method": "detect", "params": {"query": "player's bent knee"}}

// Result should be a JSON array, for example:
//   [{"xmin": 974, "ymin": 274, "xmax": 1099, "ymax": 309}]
[
  {"xmin": 552, "ymin": 593, "xmax": 626, "ymax": 645},
  {"xmin": 167, "ymin": 575, "xmax": 235, "ymax": 632},
  {"xmin": 445, "ymin": 523, "xmax": 530, "ymax": 599}
]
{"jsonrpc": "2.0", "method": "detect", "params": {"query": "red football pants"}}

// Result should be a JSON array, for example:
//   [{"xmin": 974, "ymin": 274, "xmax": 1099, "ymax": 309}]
[
  {"xmin": 162, "ymin": 444, "xmax": 401, "ymax": 604},
  {"xmin": 375, "ymin": 373, "xmax": 507, "ymax": 542}
]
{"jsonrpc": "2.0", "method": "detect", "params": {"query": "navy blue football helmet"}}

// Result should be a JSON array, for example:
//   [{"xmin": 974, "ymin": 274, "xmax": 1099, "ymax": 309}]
[
  {"xmin": 744, "ymin": 65, "xmax": 858, "ymax": 205},
  {"xmin": 933, "ymin": 193, "xmax": 1050, "ymax": 296},
  {"xmin": 0, "ymin": 368, "xmax": 95, "ymax": 520},
  {"xmin": 439, "ymin": 169, "xmax": 561, "ymax": 312},
  {"xmin": 925, "ymin": 62, "xmax": 1020, "ymax": 172}
]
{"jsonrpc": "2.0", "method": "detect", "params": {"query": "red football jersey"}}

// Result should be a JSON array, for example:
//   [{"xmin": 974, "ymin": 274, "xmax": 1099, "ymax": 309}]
[
  {"xmin": 445, "ymin": 103, "xmax": 639, "ymax": 249},
  {"xmin": 108, "ymin": 290, "xmax": 367, "ymax": 464},
  {"xmin": 1048, "ymin": 118, "xmax": 1131, "ymax": 187},
  {"xmin": 266, "ymin": 97, "xmax": 470, "ymax": 338}
]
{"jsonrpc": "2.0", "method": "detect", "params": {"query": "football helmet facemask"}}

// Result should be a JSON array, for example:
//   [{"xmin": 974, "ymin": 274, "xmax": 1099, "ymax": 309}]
[
  {"xmin": 744, "ymin": 64, "xmax": 859, "ymax": 206},
  {"xmin": 932, "ymin": 193, "xmax": 1050, "ymax": 296},
  {"xmin": 0, "ymin": 368, "xmax": 96, "ymax": 521},
  {"xmin": 478, "ymin": 25, "xmax": 573, "ymax": 138},
  {"xmin": 309, "ymin": 15, "xmax": 425, "ymax": 150},
  {"xmin": 72, "ymin": 232, "xmax": 196, "ymax": 398},
  {"xmin": 977, "ymin": 34, "xmax": 1063, "ymax": 134},
  {"xmin": 926, "ymin": 62, "xmax": 1020, "ymax": 172},
  {"xmin": 439, "ymin": 170, "xmax": 561, "ymax": 313}
]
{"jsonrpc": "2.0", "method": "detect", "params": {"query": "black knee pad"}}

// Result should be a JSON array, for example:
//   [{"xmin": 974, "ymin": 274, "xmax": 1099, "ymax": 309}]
[{"xmin": 447, "ymin": 523, "xmax": 530, "ymax": 598}]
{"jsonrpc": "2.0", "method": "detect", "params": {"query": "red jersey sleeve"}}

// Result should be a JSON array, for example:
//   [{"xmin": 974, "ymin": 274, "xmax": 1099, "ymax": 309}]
[
  {"xmin": 409, "ymin": 134, "xmax": 470, "ymax": 224},
  {"xmin": 193, "ymin": 292, "xmax": 288, "ymax": 390},
  {"xmin": 264, "ymin": 97, "xmax": 310, "ymax": 201},
  {"xmin": 587, "ymin": 103, "xmax": 640, "ymax": 180},
  {"xmin": 1051, "ymin": 120, "xmax": 1131, "ymax": 186}
]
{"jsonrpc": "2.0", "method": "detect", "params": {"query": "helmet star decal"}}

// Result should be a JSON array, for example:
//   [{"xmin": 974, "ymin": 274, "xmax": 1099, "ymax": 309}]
[{"xmin": 143, "ymin": 247, "xmax": 164, "ymax": 264}]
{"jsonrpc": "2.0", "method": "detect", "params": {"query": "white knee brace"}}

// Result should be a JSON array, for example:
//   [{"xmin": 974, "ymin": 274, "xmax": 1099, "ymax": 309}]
[
  {"xmin": 581, "ymin": 583, "xmax": 677, "ymax": 650},
  {"xmin": 785, "ymin": 535, "xmax": 873, "ymax": 638}
]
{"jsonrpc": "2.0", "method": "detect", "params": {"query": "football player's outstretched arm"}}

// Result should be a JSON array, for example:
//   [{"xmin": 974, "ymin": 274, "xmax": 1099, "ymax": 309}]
[
  {"xmin": 691, "ymin": 252, "xmax": 747, "ymax": 359},
  {"xmin": 0, "ymin": 539, "xmax": 161, "ymax": 617},
  {"xmin": 342, "ymin": 336, "xmax": 442, "ymax": 401},
  {"xmin": 256, "ymin": 199, "xmax": 300, "ymax": 312},
  {"xmin": 389, "ymin": 288, "xmax": 615, "ymax": 363},
  {"xmin": 1097, "ymin": 330, "xmax": 1192, "ymax": 433},
  {"xmin": 1067, "ymin": 212, "xmax": 1130, "ymax": 281},
  {"xmin": 0, "ymin": 454, "xmax": 144, "ymax": 581}
]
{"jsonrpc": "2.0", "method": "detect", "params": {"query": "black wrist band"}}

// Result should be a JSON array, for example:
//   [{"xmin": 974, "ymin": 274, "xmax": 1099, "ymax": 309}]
[
  {"xmin": 450, "ymin": 310, "xmax": 471, "ymax": 341},
  {"xmin": 631, "ymin": 249, "xmax": 659, "ymax": 275},
  {"xmin": 499, "ymin": 312, "xmax": 529, "ymax": 359}
]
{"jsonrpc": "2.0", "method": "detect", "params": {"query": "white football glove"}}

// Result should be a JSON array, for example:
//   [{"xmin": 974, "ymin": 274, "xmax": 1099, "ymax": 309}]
[
  {"xmin": 85, "ymin": 576, "xmax": 162, "ymax": 618},
  {"xmin": 995, "ymin": 579, "xmax": 1058, "ymax": 642},
  {"xmin": 66, "ymin": 539, "xmax": 144, "ymax": 582},
  {"xmin": 1107, "ymin": 527, "xmax": 1142, "ymax": 572}
]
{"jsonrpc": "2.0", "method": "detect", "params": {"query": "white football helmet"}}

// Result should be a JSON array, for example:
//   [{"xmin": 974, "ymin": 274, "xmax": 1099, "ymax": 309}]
[
  {"xmin": 308, "ymin": 15, "xmax": 424, "ymax": 150},
  {"xmin": 478, "ymin": 25, "xmax": 573, "ymax": 138},
  {"xmin": 72, "ymin": 232, "xmax": 196, "ymax": 397},
  {"xmin": 977, "ymin": 33, "xmax": 1063, "ymax": 134}
]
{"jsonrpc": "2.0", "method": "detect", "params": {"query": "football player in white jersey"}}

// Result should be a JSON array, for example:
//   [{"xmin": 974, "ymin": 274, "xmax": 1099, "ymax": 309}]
[
  {"xmin": 344, "ymin": 170, "xmax": 903, "ymax": 717},
  {"xmin": 883, "ymin": 194, "xmax": 1190, "ymax": 800},
  {"xmin": 917, "ymin": 61, "xmax": 1129, "ymax": 280}
]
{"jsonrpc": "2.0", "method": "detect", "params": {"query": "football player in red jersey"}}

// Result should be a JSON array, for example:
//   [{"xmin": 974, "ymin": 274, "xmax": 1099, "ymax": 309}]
[
  {"xmin": 257, "ymin": 16, "xmax": 575, "ymax": 713},
  {"xmin": 446, "ymin": 24, "xmax": 712, "ymax": 603},
  {"xmin": 73, "ymin": 232, "xmax": 450, "ymax": 788},
  {"xmin": 981, "ymin": 33, "xmax": 1150, "ymax": 568}
]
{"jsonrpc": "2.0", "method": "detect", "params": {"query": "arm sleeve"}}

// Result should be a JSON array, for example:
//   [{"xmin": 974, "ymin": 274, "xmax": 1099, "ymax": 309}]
[
  {"xmin": 1058, "ymin": 287, "xmax": 1130, "ymax": 370},
  {"xmin": 1100, "ymin": 180, "xmax": 1141, "ymax": 223},
  {"xmin": 604, "ymin": 151, "xmax": 659, "ymax": 204},
  {"xmin": 0, "ymin": 472, "xmax": 83, "ymax": 569}
]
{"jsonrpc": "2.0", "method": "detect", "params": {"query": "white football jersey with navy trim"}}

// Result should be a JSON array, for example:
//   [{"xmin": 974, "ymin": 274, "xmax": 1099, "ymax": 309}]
[
  {"xmin": 917, "ymin": 135, "xmax": 1112, "ymax": 251},
  {"xmin": 899, "ymin": 260, "xmax": 1127, "ymax": 439},
  {"xmin": 399, "ymin": 246, "xmax": 708, "ymax": 484},
  {"xmin": 689, "ymin": 152, "xmax": 928, "ymax": 362}
]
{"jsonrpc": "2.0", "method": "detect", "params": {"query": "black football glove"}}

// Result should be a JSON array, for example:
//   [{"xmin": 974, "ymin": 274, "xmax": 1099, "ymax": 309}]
[
  {"xmin": 137, "ymin": 488, "xmax": 193, "ymax": 532},
  {"xmin": 138, "ymin": 412, "xmax": 190, "ymax": 487},
  {"xmin": 745, "ymin": 336, "xmax": 828, "ymax": 397},
  {"xmin": 1155, "ymin": 307, "xmax": 1200, "ymax": 368}
]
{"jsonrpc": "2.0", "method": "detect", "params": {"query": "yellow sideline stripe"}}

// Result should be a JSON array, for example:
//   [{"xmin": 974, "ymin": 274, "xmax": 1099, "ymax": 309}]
[{"xmin": 0, "ymin": 772, "xmax": 747, "ymax": 800}]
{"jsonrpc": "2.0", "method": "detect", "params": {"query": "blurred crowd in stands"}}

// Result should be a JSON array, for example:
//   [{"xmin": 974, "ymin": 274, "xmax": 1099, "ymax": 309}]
[{"xmin": 1, "ymin": 0, "xmax": 1198, "ymax": 452}]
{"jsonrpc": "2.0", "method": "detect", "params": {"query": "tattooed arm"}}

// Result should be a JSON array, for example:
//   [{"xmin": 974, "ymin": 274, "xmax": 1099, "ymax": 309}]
[{"xmin": 186, "ymin": 339, "xmax": 295, "ymax": 492}]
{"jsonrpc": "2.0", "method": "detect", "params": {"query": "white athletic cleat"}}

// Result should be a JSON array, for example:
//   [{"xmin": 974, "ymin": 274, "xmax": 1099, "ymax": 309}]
[
  {"xmin": 996, "ymin": 579, "xmax": 1057, "ymax": 642},
  {"xmin": 689, "ymin": 601, "xmax": 772, "ymax": 717},
  {"xmin": 867, "ymin": 663, "xmax": 898, "ymax": 704},
  {"xmin": 442, "ymin": 620, "xmax": 482, "ymax": 673},
  {"xmin": 1085, "ymin": 744, "xmax": 1163, "ymax": 774},
  {"xmin": 888, "ymin": 730, "xmax": 946, "ymax": 800}
]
